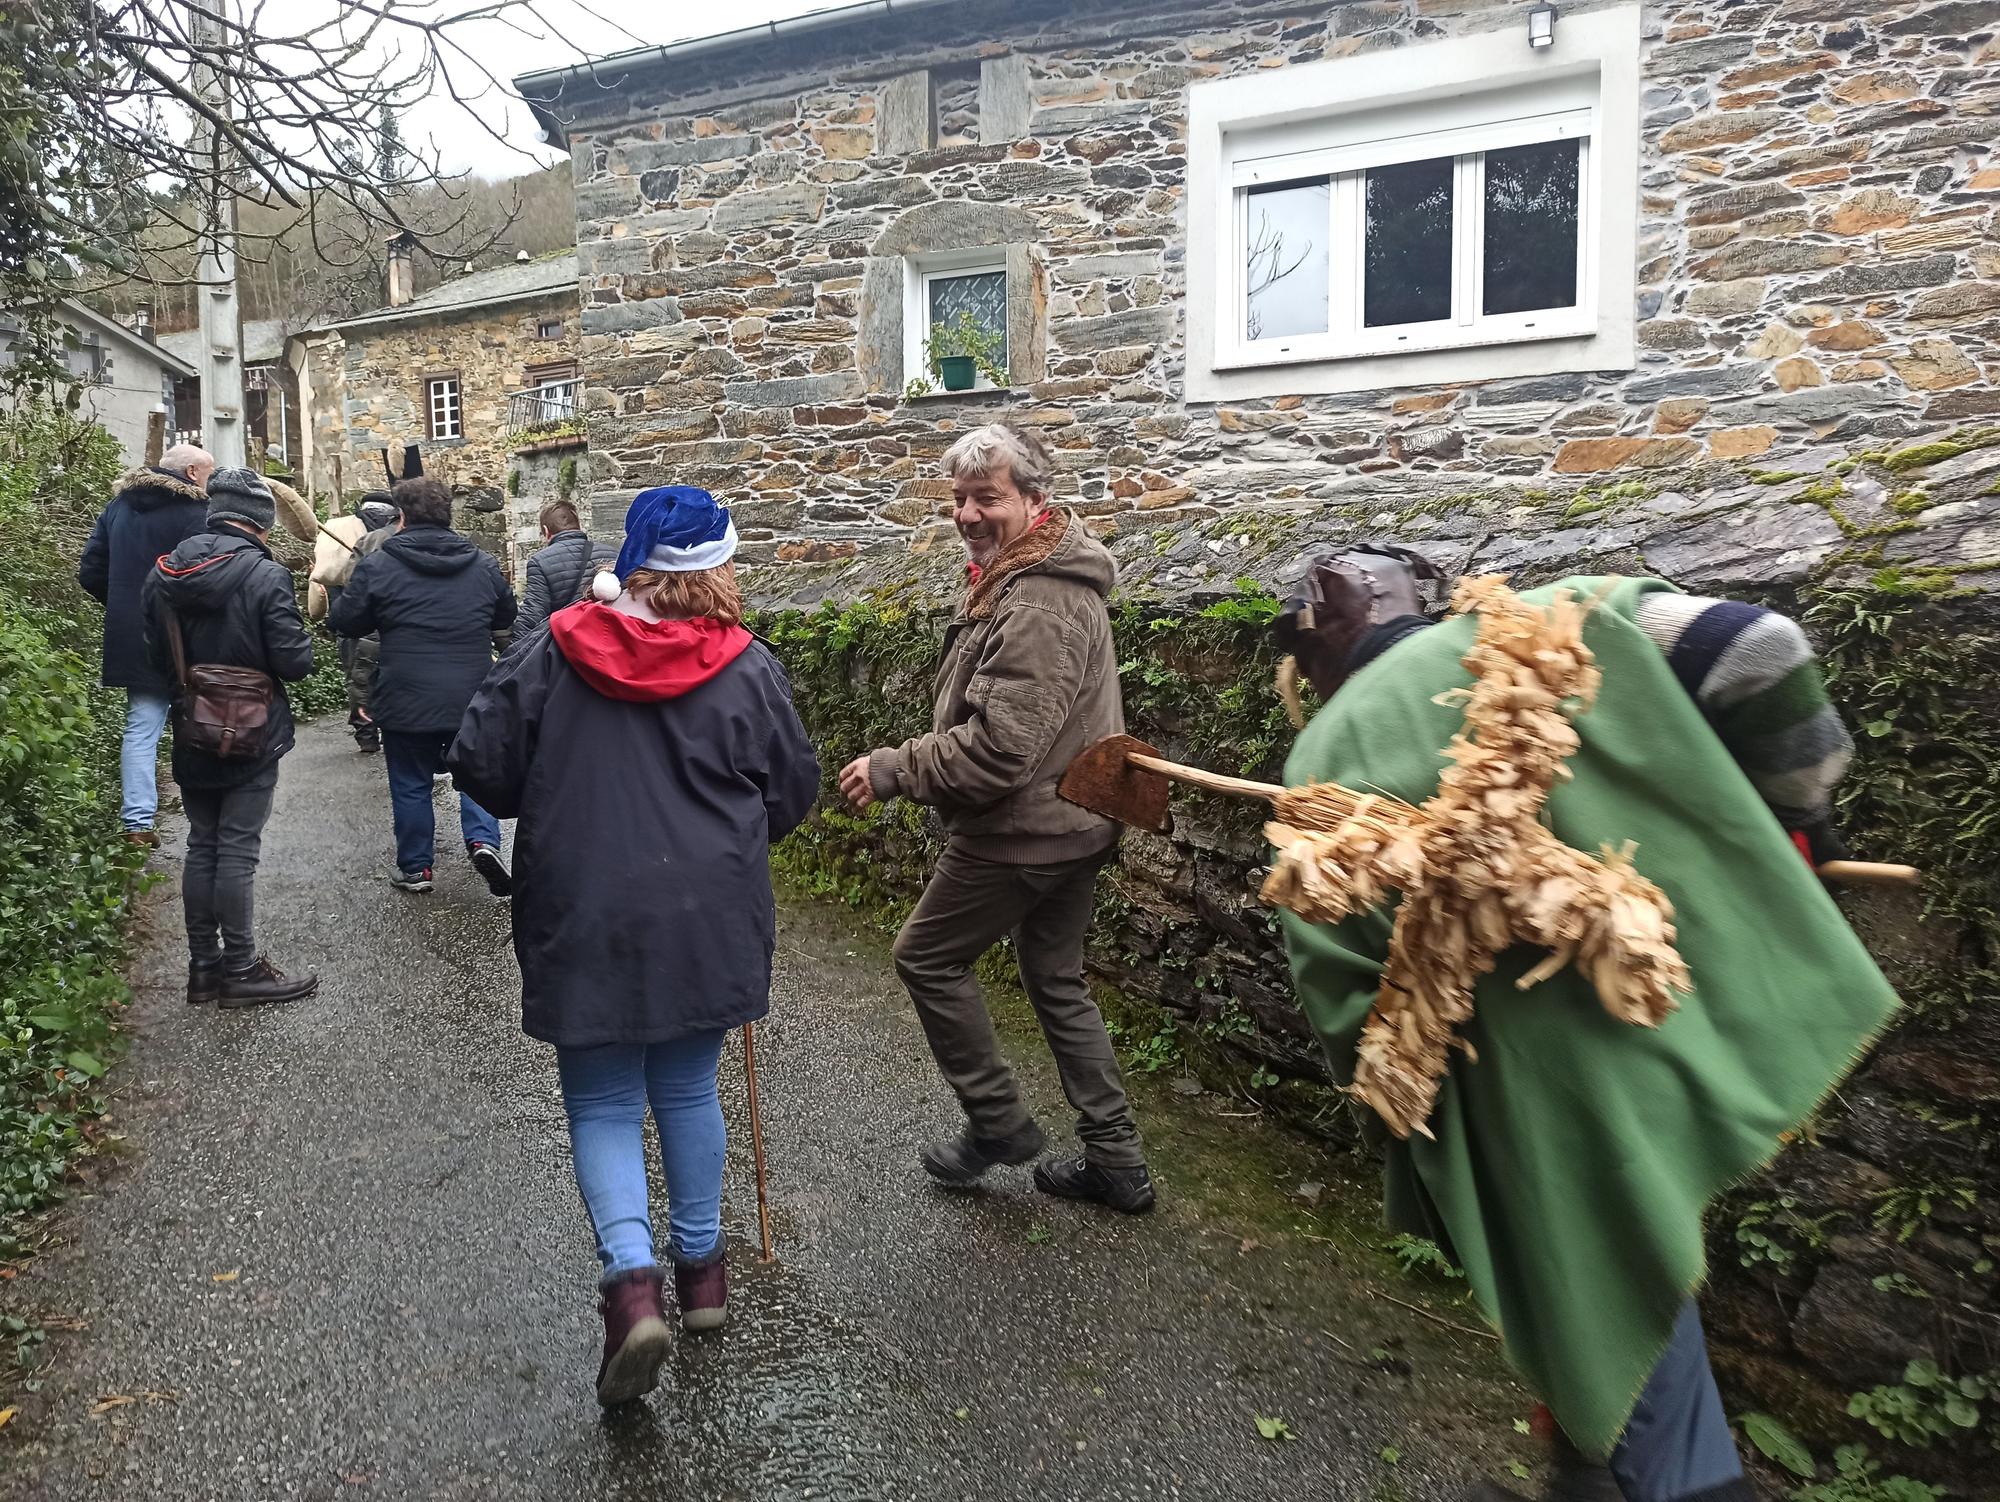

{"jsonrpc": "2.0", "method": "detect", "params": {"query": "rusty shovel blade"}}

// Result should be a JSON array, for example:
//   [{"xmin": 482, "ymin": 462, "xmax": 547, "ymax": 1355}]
[{"xmin": 1058, "ymin": 734, "xmax": 1175, "ymax": 834}]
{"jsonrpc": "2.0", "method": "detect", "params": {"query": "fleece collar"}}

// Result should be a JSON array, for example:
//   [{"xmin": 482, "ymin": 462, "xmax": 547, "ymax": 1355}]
[
  {"xmin": 965, "ymin": 508, "xmax": 1069, "ymax": 621},
  {"xmin": 114, "ymin": 467, "xmax": 204, "ymax": 508},
  {"xmin": 549, "ymin": 601, "xmax": 752, "ymax": 703}
]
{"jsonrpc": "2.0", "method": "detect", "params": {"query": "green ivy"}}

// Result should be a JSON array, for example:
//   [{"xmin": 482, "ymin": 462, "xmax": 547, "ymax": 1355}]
[{"xmin": 0, "ymin": 403, "xmax": 147, "ymax": 1257}]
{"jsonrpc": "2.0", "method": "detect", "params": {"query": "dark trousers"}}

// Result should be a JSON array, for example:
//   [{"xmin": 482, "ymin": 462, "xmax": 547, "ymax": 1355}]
[
  {"xmin": 891, "ymin": 841, "xmax": 1142, "ymax": 1168},
  {"xmin": 182, "ymin": 763, "xmax": 279, "ymax": 974},
  {"xmin": 1609, "ymin": 1301, "xmax": 1748, "ymax": 1502},
  {"xmin": 382, "ymin": 729, "xmax": 501, "ymax": 876}
]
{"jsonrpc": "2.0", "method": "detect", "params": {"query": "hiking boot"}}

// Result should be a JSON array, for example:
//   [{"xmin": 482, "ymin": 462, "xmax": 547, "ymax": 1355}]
[
  {"xmin": 468, "ymin": 842, "xmax": 512, "ymax": 898},
  {"xmin": 219, "ymin": 957, "xmax": 319, "ymax": 1009},
  {"xmin": 187, "ymin": 963, "xmax": 221, "ymax": 1005},
  {"xmin": 1032, "ymin": 1155, "xmax": 1156, "ymax": 1215},
  {"xmin": 595, "ymin": 1267, "xmax": 670, "ymax": 1407},
  {"xmin": 391, "ymin": 867, "xmax": 434, "ymax": 893},
  {"xmin": 123, "ymin": 829, "xmax": 159, "ymax": 849},
  {"xmin": 920, "ymin": 1120, "xmax": 1047, "ymax": 1186},
  {"xmin": 354, "ymin": 728, "xmax": 379, "ymax": 755},
  {"xmin": 673, "ymin": 1241, "xmax": 728, "ymax": 1334}
]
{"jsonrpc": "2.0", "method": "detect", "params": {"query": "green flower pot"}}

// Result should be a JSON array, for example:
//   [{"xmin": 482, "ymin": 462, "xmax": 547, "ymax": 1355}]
[{"xmin": 936, "ymin": 356, "xmax": 977, "ymax": 391}]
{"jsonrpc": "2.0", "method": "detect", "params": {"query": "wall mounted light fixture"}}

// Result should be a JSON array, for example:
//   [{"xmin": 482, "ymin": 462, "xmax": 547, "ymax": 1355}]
[{"xmin": 1528, "ymin": 3, "xmax": 1558, "ymax": 48}]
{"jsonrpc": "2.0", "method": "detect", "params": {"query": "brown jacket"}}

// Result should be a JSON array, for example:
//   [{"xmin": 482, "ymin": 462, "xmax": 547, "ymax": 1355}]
[{"xmin": 869, "ymin": 509, "xmax": 1124, "ymax": 864}]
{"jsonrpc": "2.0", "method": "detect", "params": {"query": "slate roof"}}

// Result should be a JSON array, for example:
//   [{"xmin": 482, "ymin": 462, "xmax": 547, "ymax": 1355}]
[
  {"xmin": 325, "ymin": 254, "xmax": 578, "ymax": 332},
  {"xmin": 159, "ymin": 318, "xmax": 289, "ymax": 368}
]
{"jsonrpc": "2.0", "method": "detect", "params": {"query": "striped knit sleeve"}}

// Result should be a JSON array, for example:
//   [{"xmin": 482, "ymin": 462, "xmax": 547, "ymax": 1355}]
[{"xmin": 1633, "ymin": 593, "xmax": 1854, "ymax": 840}]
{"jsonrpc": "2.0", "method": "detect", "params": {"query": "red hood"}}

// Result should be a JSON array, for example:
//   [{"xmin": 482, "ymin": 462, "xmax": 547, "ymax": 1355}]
[{"xmin": 549, "ymin": 603, "xmax": 753, "ymax": 702}]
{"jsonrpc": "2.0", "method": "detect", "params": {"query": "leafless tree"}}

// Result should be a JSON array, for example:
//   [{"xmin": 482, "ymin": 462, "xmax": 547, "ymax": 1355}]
[
  {"xmin": 1245, "ymin": 208, "xmax": 1314, "ymax": 342},
  {"xmin": 3, "ymin": 0, "xmax": 635, "ymax": 380}
]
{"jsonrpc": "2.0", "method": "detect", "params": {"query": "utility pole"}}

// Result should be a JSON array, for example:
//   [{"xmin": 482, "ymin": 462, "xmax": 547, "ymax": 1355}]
[{"xmin": 192, "ymin": 3, "xmax": 246, "ymax": 467}]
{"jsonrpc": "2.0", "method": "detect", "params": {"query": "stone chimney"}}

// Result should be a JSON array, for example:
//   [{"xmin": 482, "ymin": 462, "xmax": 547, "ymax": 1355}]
[{"xmin": 385, "ymin": 232, "xmax": 417, "ymax": 308}]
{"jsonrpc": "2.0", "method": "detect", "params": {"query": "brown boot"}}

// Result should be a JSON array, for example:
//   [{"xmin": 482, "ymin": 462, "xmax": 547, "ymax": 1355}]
[
  {"xmin": 672, "ymin": 1241, "xmax": 728, "ymax": 1334},
  {"xmin": 595, "ymin": 1268, "xmax": 669, "ymax": 1406}
]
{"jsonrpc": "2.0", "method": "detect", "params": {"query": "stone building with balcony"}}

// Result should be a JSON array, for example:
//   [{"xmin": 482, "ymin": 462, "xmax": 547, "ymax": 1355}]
[{"xmin": 290, "ymin": 239, "xmax": 582, "ymax": 512}]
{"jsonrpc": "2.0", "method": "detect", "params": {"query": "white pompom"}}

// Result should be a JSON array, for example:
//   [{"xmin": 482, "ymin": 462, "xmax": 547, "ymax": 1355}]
[{"xmin": 591, "ymin": 571, "xmax": 621, "ymax": 602}]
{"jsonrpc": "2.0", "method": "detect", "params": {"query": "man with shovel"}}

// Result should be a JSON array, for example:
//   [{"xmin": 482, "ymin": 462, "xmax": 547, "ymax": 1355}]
[{"xmin": 836, "ymin": 422, "xmax": 1154, "ymax": 1214}]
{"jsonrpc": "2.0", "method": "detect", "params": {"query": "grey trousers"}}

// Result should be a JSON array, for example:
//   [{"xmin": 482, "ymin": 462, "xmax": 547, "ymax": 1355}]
[
  {"xmin": 182, "ymin": 763, "xmax": 279, "ymax": 974},
  {"xmin": 891, "ymin": 840, "xmax": 1143, "ymax": 1167}
]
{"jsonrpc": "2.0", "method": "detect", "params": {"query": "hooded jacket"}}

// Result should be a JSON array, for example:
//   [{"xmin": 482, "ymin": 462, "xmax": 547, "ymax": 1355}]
[
  {"xmin": 867, "ymin": 508, "xmax": 1124, "ymax": 863},
  {"xmin": 327, "ymin": 523, "xmax": 515, "ymax": 733},
  {"xmin": 140, "ymin": 527, "xmax": 315, "ymax": 790},
  {"xmin": 447, "ymin": 599, "xmax": 821, "ymax": 1046},
  {"xmin": 78, "ymin": 468, "xmax": 212, "ymax": 694}
]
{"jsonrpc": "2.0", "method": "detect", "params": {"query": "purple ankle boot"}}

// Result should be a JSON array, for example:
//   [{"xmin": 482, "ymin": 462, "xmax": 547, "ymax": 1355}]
[
  {"xmin": 673, "ymin": 1241, "xmax": 728, "ymax": 1334},
  {"xmin": 595, "ymin": 1267, "xmax": 669, "ymax": 1406}
]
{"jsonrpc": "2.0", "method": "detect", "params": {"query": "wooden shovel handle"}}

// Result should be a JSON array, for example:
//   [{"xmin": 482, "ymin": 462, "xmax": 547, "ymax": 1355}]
[
  {"xmin": 1124, "ymin": 752, "xmax": 1917, "ymax": 887},
  {"xmin": 1815, "ymin": 860, "xmax": 1920, "ymax": 888},
  {"xmin": 1128, "ymin": 751, "xmax": 1282, "ymax": 803}
]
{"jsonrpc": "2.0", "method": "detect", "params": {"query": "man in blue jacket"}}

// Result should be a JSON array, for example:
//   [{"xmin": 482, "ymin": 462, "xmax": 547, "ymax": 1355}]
[
  {"xmin": 329, "ymin": 476, "xmax": 516, "ymax": 896},
  {"xmin": 79, "ymin": 443, "xmax": 215, "ymax": 845}
]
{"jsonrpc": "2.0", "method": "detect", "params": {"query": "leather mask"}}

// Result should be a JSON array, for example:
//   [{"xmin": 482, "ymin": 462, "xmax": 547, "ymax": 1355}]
[{"xmin": 1274, "ymin": 546, "xmax": 1443, "ymax": 698}]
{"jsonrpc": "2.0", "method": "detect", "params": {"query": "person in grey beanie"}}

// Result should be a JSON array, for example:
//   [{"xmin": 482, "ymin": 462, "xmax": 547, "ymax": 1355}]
[{"xmin": 142, "ymin": 466, "xmax": 320, "ymax": 1008}]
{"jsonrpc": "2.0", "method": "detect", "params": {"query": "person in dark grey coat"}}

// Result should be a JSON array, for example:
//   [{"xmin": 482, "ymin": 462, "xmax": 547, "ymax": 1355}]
[
  {"xmin": 141, "ymin": 467, "xmax": 319, "ymax": 1009},
  {"xmin": 78, "ymin": 444, "xmax": 215, "ymax": 841},
  {"xmin": 448, "ymin": 486, "xmax": 818, "ymax": 1409},
  {"xmin": 514, "ymin": 500, "xmax": 599, "ymax": 638},
  {"xmin": 328, "ymin": 476, "xmax": 516, "ymax": 894}
]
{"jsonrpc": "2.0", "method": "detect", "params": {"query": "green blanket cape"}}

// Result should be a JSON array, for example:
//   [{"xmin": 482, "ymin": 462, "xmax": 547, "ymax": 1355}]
[{"xmin": 1279, "ymin": 576, "xmax": 1898, "ymax": 1457}]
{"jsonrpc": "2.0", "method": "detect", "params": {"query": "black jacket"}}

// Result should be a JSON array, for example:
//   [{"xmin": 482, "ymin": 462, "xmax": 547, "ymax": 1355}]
[
  {"xmin": 327, "ymin": 525, "xmax": 516, "ymax": 734},
  {"xmin": 79, "ymin": 468, "xmax": 211, "ymax": 694},
  {"xmin": 517, "ymin": 529, "xmax": 599, "ymax": 638},
  {"xmin": 141, "ymin": 527, "xmax": 315, "ymax": 790},
  {"xmin": 447, "ymin": 604, "xmax": 821, "ymax": 1046}
]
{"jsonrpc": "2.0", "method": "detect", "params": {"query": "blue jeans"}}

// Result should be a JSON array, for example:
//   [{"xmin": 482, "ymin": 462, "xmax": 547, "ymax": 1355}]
[
  {"xmin": 555, "ymin": 1033, "xmax": 729, "ymax": 1278},
  {"xmin": 121, "ymin": 691, "xmax": 172, "ymax": 831},
  {"xmin": 1609, "ymin": 1301, "xmax": 1747, "ymax": 1502},
  {"xmin": 381, "ymin": 729, "xmax": 501, "ymax": 876}
]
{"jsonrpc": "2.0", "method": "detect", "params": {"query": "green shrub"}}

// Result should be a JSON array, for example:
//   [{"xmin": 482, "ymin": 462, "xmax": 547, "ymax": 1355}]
[{"xmin": 0, "ymin": 403, "xmax": 145, "ymax": 1255}]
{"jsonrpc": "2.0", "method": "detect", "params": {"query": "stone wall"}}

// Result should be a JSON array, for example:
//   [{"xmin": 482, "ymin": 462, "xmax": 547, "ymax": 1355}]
[
  {"xmin": 553, "ymin": 0, "xmax": 1999, "ymax": 567},
  {"xmin": 297, "ymin": 295, "xmax": 580, "ymax": 503}
]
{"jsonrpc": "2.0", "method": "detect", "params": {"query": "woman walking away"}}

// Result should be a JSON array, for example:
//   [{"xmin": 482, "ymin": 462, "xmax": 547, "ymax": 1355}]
[{"xmin": 448, "ymin": 486, "xmax": 820, "ymax": 1407}]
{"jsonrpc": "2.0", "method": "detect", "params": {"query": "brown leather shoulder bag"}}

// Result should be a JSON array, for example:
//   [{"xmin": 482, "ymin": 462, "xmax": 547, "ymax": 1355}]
[{"xmin": 164, "ymin": 609, "xmax": 275, "ymax": 760}]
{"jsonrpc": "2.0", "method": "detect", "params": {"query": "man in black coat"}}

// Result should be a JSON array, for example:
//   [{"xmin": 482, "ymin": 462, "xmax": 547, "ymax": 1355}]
[
  {"xmin": 79, "ymin": 443, "xmax": 215, "ymax": 845},
  {"xmin": 515, "ymin": 499, "xmax": 604, "ymax": 638},
  {"xmin": 141, "ymin": 468, "xmax": 319, "ymax": 1008},
  {"xmin": 329, "ymin": 475, "xmax": 516, "ymax": 896}
]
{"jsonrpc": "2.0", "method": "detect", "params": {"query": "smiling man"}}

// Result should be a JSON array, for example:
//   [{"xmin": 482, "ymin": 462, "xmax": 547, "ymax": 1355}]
[{"xmin": 838, "ymin": 422, "xmax": 1151, "ymax": 1213}]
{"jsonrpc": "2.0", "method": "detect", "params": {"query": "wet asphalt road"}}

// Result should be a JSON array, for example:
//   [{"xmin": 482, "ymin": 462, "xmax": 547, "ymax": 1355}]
[{"xmin": 2, "ymin": 720, "xmax": 1526, "ymax": 1502}]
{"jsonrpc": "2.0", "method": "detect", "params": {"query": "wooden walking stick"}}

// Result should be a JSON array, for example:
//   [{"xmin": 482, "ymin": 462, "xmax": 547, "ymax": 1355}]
[{"xmin": 742, "ymin": 1022, "xmax": 776, "ymax": 1263}]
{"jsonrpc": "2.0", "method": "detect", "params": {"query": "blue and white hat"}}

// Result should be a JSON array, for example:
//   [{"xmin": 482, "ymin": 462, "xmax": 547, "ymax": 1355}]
[{"xmin": 613, "ymin": 485, "xmax": 737, "ymax": 577}]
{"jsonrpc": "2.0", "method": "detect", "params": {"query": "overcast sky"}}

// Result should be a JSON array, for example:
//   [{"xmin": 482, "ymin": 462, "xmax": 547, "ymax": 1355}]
[{"xmin": 330, "ymin": 0, "xmax": 846, "ymax": 180}]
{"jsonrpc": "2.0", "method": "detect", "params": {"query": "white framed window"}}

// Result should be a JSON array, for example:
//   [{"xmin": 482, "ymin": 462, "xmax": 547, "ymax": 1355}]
[
  {"xmin": 425, "ymin": 375, "xmax": 461, "ymax": 441},
  {"xmin": 903, "ymin": 248, "xmax": 1009, "ymax": 392},
  {"xmin": 1187, "ymin": 3, "xmax": 1639, "ymax": 401}
]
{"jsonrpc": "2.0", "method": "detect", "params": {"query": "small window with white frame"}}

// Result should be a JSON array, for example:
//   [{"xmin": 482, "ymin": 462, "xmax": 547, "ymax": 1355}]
[
  {"xmin": 904, "ymin": 249, "xmax": 1009, "ymax": 392},
  {"xmin": 425, "ymin": 374, "xmax": 462, "ymax": 441},
  {"xmin": 1186, "ymin": 4, "xmax": 1639, "ymax": 401}
]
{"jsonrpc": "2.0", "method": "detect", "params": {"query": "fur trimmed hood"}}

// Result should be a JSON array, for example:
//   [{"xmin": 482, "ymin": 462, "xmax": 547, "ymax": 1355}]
[{"xmin": 112, "ymin": 466, "xmax": 205, "ymax": 511}]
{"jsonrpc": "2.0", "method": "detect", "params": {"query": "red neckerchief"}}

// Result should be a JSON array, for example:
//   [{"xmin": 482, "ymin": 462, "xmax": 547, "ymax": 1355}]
[{"xmin": 965, "ymin": 509, "xmax": 1051, "ymax": 588}]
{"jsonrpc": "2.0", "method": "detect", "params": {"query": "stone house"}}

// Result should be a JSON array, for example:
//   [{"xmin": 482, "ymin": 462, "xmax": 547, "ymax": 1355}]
[
  {"xmin": 290, "ymin": 241, "xmax": 582, "ymax": 505},
  {"xmin": 0, "ymin": 300, "xmax": 197, "ymax": 466},
  {"xmin": 515, "ymin": 0, "xmax": 1998, "ymax": 565},
  {"xmin": 160, "ymin": 319, "xmax": 304, "ymax": 467}
]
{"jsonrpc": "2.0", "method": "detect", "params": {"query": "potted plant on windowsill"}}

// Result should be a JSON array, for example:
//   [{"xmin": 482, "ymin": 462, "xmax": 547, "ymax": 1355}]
[{"xmin": 924, "ymin": 309, "xmax": 1008, "ymax": 393}]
